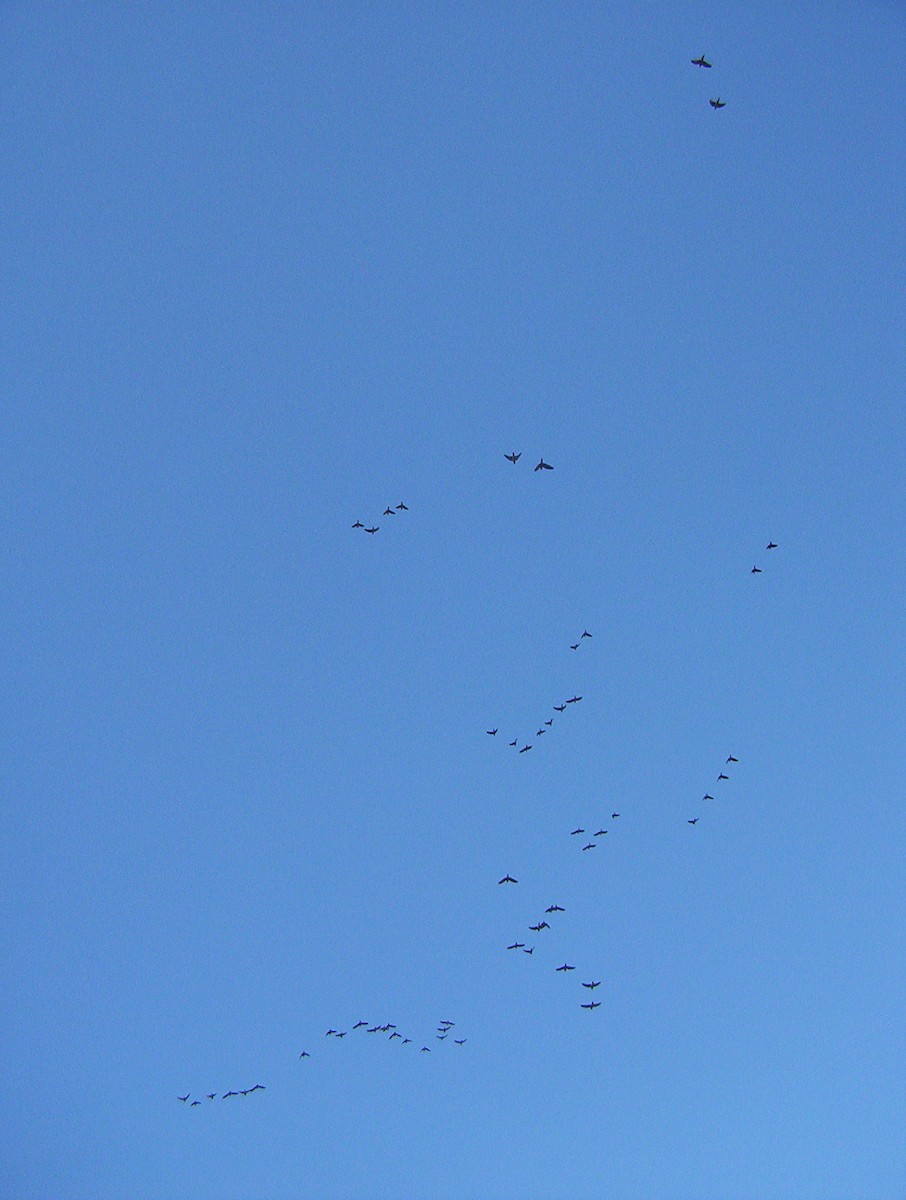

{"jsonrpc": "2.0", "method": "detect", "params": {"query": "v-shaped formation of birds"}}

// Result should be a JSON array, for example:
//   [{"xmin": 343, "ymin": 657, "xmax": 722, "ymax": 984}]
[{"xmin": 178, "ymin": 52, "xmax": 772, "ymax": 1108}]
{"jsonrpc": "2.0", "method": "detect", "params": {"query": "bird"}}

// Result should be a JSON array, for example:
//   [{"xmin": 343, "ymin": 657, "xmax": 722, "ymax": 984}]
[
  {"xmin": 751, "ymin": 565, "xmax": 762, "ymax": 573},
  {"xmin": 710, "ymin": 97, "xmax": 726, "ymax": 108},
  {"xmin": 523, "ymin": 946, "xmax": 534, "ymax": 955},
  {"xmin": 498, "ymin": 874, "xmax": 518, "ymax": 884},
  {"xmin": 570, "ymin": 643, "xmax": 579, "ymax": 651},
  {"xmin": 767, "ymin": 541, "xmax": 777, "ymax": 550},
  {"xmin": 703, "ymin": 793, "xmax": 714, "ymax": 801},
  {"xmin": 436, "ymin": 1033, "xmax": 447, "ymax": 1040},
  {"xmin": 487, "ymin": 728, "xmax": 498, "ymax": 736},
  {"xmin": 566, "ymin": 695, "xmax": 582, "ymax": 704},
  {"xmin": 582, "ymin": 842, "xmax": 596, "ymax": 851},
  {"xmin": 546, "ymin": 904, "xmax": 565, "ymax": 913},
  {"xmin": 206, "ymin": 1093, "xmax": 216, "ymax": 1100},
  {"xmin": 582, "ymin": 630, "xmax": 592, "ymax": 638},
  {"xmin": 383, "ymin": 507, "xmax": 396, "ymax": 516},
  {"xmin": 508, "ymin": 942, "xmax": 526, "ymax": 950},
  {"xmin": 454, "ymin": 1038, "xmax": 467, "ymax": 1045},
  {"xmin": 594, "ymin": 829, "xmax": 608, "ymax": 837},
  {"xmin": 581, "ymin": 1001, "xmax": 602, "ymax": 1010},
  {"xmin": 582, "ymin": 980, "xmax": 601, "ymax": 989},
  {"xmin": 240, "ymin": 1089, "xmax": 251, "ymax": 1096},
  {"xmin": 191, "ymin": 1099, "xmax": 201, "ymax": 1105},
  {"xmin": 534, "ymin": 458, "xmax": 553, "ymax": 471},
  {"xmin": 223, "ymin": 1090, "xmax": 238, "ymax": 1099},
  {"xmin": 420, "ymin": 1046, "xmax": 430, "ymax": 1053},
  {"xmin": 249, "ymin": 1084, "xmax": 265, "ymax": 1092},
  {"xmin": 519, "ymin": 744, "xmax": 532, "ymax": 753},
  {"xmin": 691, "ymin": 54, "xmax": 712, "ymax": 67},
  {"xmin": 352, "ymin": 520, "xmax": 364, "ymax": 529},
  {"xmin": 353, "ymin": 1021, "xmax": 368, "ymax": 1029},
  {"xmin": 726, "ymin": 755, "xmax": 739, "ymax": 763},
  {"xmin": 365, "ymin": 526, "xmax": 379, "ymax": 534},
  {"xmin": 439, "ymin": 1021, "xmax": 454, "ymax": 1027},
  {"xmin": 554, "ymin": 704, "xmax": 567, "ymax": 713},
  {"xmin": 335, "ymin": 1031, "xmax": 347, "ymax": 1039},
  {"xmin": 718, "ymin": 773, "xmax": 729, "ymax": 781},
  {"xmin": 299, "ymin": 1051, "xmax": 311, "ymax": 1058},
  {"xmin": 505, "ymin": 451, "xmax": 522, "ymax": 464},
  {"xmin": 529, "ymin": 921, "xmax": 550, "ymax": 932},
  {"xmin": 545, "ymin": 719, "xmax": 553, "ymax": 726},
  {"xmin": 688, "ymin": 818, "xmax": 699, "ymax": 825},
  {"xmin": 402, "ymin": 1038, "xmax": 412, "ymax": 1045},
  {"xmin": 396, "ymin": 502, "xmax": 409, "ymax": 510},
  {"xmin": 178, "ymin": 1094, "xmax": 190, "ymax": 1103},
  {"xmin": 570, "ymin": 827, "xmax": 586, "ymax": 836},
  {"xmin": 611, "ymin": 813, "xmax": 620, "ymax": 819},
  {"xmin": 556, "ymin": 963, "xmax": 576, "ymax": 971},
  {"xmin": 326, "ymin": 1029, "xmax": 337, "ymax": 1036},
  {"xmin": 509, "ymin": 738, "xmax": 517, "ymax": 747},
  {"xmin": 536, "ymin": 728, "xmax": 546, "ymax": 736},
  {"xmin": 367, "ymin": 1026, "xmax": 381, "ymax": 1033}
]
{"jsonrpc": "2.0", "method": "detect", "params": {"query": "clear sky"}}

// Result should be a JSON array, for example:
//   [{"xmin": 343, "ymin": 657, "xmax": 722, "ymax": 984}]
[{"xmin": 2, "ymin": 3, "xmax": 905, "ymax": 1198}]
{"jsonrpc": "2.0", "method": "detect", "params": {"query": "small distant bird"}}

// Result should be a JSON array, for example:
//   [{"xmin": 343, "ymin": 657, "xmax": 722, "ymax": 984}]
[
  {"xmin": 691, "ymin": 54, "xmax": 712, "ymax": 67},
  {"xmin": 710, "ymin": 97, "xmax": 726, "ymax": 108},
  {"xmin": 582, "ymin": 981, "xmax": 601, "ymax": 989},
  {"xmin": 397, "ymin": 502, "xmax": 409, "ymax": 510},
  {"xmin": 594, "ymin": 829, "xmax": 608, "ymax": 837},
  {"xmin": 420, "ymin": 1046, "xmax": 430, "ymax": 1053},
  {"xmin": 508, "ymin": 942, "xmax": 526, "ymax": 950},
  {"xmin": 365, "ymin": 526, "xmax": 379, "ymax": 534},
  {"xmin": 335, "ymin": 1031, "xmax": 347, "ymax": 1039},
  {"xmin": 582, "ymin": 842, "xmax": 596, "ymax": 851},
  {"xmin": 536, "ymin": 728, "xmax": 546, "ymax": 736},
  {"xmin": 505, "ymin": 451, "xmax": 522, "ymax": 464},
  {"xmin": 249, "ymin": 1084, "xmax": 265, "ymax": 1092},
  {"xmin": 570, "ymin": 643, "xmax": 579, "ymax": 651},
  {"xmin": 499, "ymin": 874, "xmax": 518, "ymax": 884},
  {"xmin": 582, "ymin": 630, "xmax": 592, "ymax": 638},
  {"xmin": 436, "ymin": 1033, "xmax": 447, "ymax": 1040},
  {"xmin": 566, "ymin": 695, "xmax": 582, "ymax": 704},
  {"xmin": 178, "ymin": 1094, "xmax": 190, "ymax": 1103},
  {"xmin": 571, "ymin": 827, "xmax": 585, "ymax": 836},
  {"xmin": 554, "ymin": 704, "xmax": 567, "ymax": 713},
  {"xmin": 439, "ymin": 1021, "xmax": 454, "ymax": 1027},
  {"xmin": 299, "ymin": 1051, "xmax": 311, "ymax": 1058},
  {"xmin": 519, "ymin": 744, "xmax": 532, "ymax": 753},
  {"xmin": 326, "ymin": 1029, "xmax": 336, "ymax": 1036},
  {"xmin": 546, "ymin": 904, "xmax": 565, "ymax": 913},
  {"xmin": 534, "ymin": 458, "xmax": 553, "ymax": 471},
  {"xmin": 487, "ymin": 728, "xmax": 498, "ymax": 736},
  {"xmin": 223, "ymin": 1090, "xmax": 238, "ymax": 1099},
  {"xmin": 454, "ymin": 1038, "xmax": 467, "ymax": 1045},
  {"xmin": 556, "ymin": 963, "xmax": 576, "ymax": 972},
  {"xmin": 581, "ymin": 1001, "xmax": 602, "ymax": 1010},
  {"xmin": 402, "ymin": 1038, "xmax": 412, "ymax": 1045},
  {"xmin": 611, "ymin": 813, "xmax": 620, "ymax": 819},
  {"xmin": 523, "ymin": 946, "xmax": 534, "ymax": 955},
  {"xmin": 688, "ymin": 818, "xmax": 699, "ymax": 825},
  {"xmin": 383, "ymin": 507, "xmax": 396, "ymax": 516},
  {"xmin": 751, "ymin": 565, "xmax": 762, "ymax": 573},
  {"xmin": 353, "ymin": 1021, "xmax": 368, "ymax": 1029},
  {"xmin": 191, "ymin": 1099, "xmax": 201, "ymax": 1105},
  {"xmin": 352, "ymin": 520, "xmax": 364, "ymax": 529},
  {"xmin": 718, "ymin": 773, "xmax": 729, "ymax": 781},
  {"xmin": 509, "ymin": 738, "xmax": 517, "ymax": 747},
  {"xmin": 766, "ymin": 541, "xmax": 777, "ymax": 550},
  {"xmin": 367, "ymin": 1027, "xmax": 380, "ymax": 1033},
  {"xmin": 545, "ymin": 719, "xmax": 553, "ymax": 726},
  {"xmin": 529, "ymin": 921, "xmax": 550, "ymax": 932},
  {"xmin": 726, "ymin": 755, "xmax": 738, "ymax": 763},
  {"xmin": 703, "ymin": 794, "xmax": 714, "ymax": 801},
  {"xmin": 206, "ymin": 1093, "xmax": 216, "ymax": 1100}
]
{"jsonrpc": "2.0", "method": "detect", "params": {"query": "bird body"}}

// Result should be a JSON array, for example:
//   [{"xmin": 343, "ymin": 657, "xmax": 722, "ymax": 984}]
[
  {"xmin": 505, "ymin": 451, "xmax": 522, "ymax": 464},
  {"xmin": 498, "ymin": 874, "xmax": 518, "ymax": 884},
  {"xmin": 534, "ymin": 458, "xmax": 553, "ymax": 471},
  {"xmin": 581, "ymin": 1001, "xmax": 602, "ymax": 1010},
  {"xmin": 710, "ymin": 97, "xmax": 726, "ymax": 108},
  {"xmin": 767, "ymin": 541, "xmax": 777, "ymax": 549},
  {"xmin": 691, "ymin": 54, "xmax": 712, "ymax": 67},
  {"xmin": 556, "ymin": 963, "xmax": 576, "ymax": 971}
]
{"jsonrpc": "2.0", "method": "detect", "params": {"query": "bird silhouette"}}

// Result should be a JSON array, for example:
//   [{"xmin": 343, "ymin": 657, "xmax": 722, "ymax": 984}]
[
  {"xmin": 566, "ymin": 695, "xmax": 582, "ymax": 704},
  {"xmin": 509, "ymin": 738, "xmax": 517, "ymax": 747},
  {"xmin": 353, "ymin": 1020, "xmax": 368, "ymax": 1029},
  {"xmin": 767, "ymin": 541, "xmax": 777, "ymax": 549},
  {"xmin": 420, "ymin": 1046, "xmax": 430, "ymax": 1053},
  {"xmin": 546, "ymin": 904, "xmax": 565, "ymax": 913},
  {"xmin": 688, "ymin": 818, "xmax": 699, "ymax": 825},
  {"xmin": 703, "ymin": 794, "xmax": 714, "ymax": 801},
  {"xmin": 594, "ymin": 829, "xmax": 608, "ymax": 837},
  {"xmin": 454, "ymin": 1038, "xmax": 467, "ymax": 1045},
  {"xmin": 556, "ymin": 963, "xmax": 576, "ymax": 971},
  {"xmin": 534, "ymin": 459, "xmax": 553, "ymax": 471},
  {"xmin": 365, "ymin": 526, "xmax": 379, "ymax": 534},
  {"xmin": 536, "ymin": 728, "xmax": 546, "ymax": 736},
  {"xmin": 397, "ymin": 502, "xmax": 409, "ymax": 510},
  {"xmin": 508, "ymin": 942, "xmax": 526, "ymax": 950},
  {"xmin": 191, "ymin": 1099, "xmax": 201, "ymax": 1105},
  {"xmin": 487, "ymin": 728, "xmax": 498, "ymax": 736},
  {"xmin": 505, "ymin": 451, "xmax": 522, "ymax": 464},
  {"xmin": 751, "ymin": 565, "xmax": 762, "ymax": 573},
  {"xmin": 206, "ymin": 1093, "xmax": 216, "ymax": 1100},
  {"xmin": 498, "ymin": 874, "xmax": 518, "ymax": 885},
  {"xmin": 718, "ymin": 773, "xmax": 729, "ymax": 781},
  {"xmin": 178, "ymin": 1094, "xmax": 190, "ymax": 1103},
  {"xmin": 545, "ymin": 719, "xmax": 553, "ymax": 726},
  {"xmin": 523, "ymin": 946, "xmax": 534, "ymax": 955},
  {"xmin": 582, "ymin": 630, "xmax": 592, "ymax": 638},
  {"xmin": 402, "ymin": 1038, "xmax": 412, "ymax": 1045},
  {"xmin": 352, "ymin": 520, "xmax": 364, "ymax": 529},
  {"xmin": 299, "ymin": 1051, "xmax": 311, "ymax": 1058},
  {"xmin": 570, "ymin": 643, "xmax": 579, "ymax": 651},
  {"xmin": 611, "ymin": 813, "xmax": 620, "ymax": 819},
  {"xmin": 249, "ymin": 1084, "xmax": 265, "ymax": 1092},
  {"xmin": 519, "ymin": 744, "xmax": 532, "ymax": 753},
  {"xmin": 727, "ymin": 755, "xmax": 738, "ymax": 763},
  {"xmin": 582, "ymin": 842, "xmax": 596, "ymax": 851},
  {"xmin": 223, "ymin": 1090, "xmax": 238, "ymax": 1099},
  {"xmin": 710, "ymin": 97, "xmax": 726, "ymax": 108},
  {"xmin": 571, "ymin": 827, "xmax": 585, "ymax": 836},
  {"xmin": 383, "ymin": 507, "xmax": 396, "ymax": 516},
  {"xmin": 581, "ymin": 1001, "xmax": 602, "ymax": 1010},
  {"xmin": 554, "ymin": 704, "xmax": 567, "ymax": 713},
  {"xmin": 691, "ymin": 54, "xmax": 712, "ymax": 67},
  {"xmin": 325, "ymin": 1029, "xmax": 336, "ymax": 1036},
  {"xmin": 582, "ymin": 980, "xmax": 601, "ymax": 989},
  {"xmin": 529, "ymin": 921, "xmax": 550, "ymax": 932}
]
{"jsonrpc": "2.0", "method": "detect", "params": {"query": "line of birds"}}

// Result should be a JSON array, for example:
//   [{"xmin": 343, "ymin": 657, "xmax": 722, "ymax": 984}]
[
  {"xmin": 299, "ymin": 1018, "xmax": 467, "ymax": 1057},
  {"xmin": 690, "ymin": 53, "xmax": 727, "ymax": 108},
  {"xmin": 177, "ymin": 1084, "xmax": 265, "ymax": 1105},
  {"xmin": 486, "ymin": 632, "xmax": 590, "ymax": 751},
  {"xmin": 351, "ymin": 501, "xmax": 409, "ymax": 535}
]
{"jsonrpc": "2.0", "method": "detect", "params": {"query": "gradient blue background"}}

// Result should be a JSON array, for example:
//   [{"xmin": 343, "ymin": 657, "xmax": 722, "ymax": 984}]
[{"xmin": 2, "ymin": 3, "xmax": 904, "ymax": 1197}]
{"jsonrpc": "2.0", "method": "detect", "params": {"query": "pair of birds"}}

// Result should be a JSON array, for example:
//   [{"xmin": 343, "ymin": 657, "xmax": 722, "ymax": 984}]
[
  {"xmin": 690, "ymin": 54, "xmax": 726, "ymax": 107},
  {"xmin": 752, "ymin": 542, "xmax": 778, "ymax": 573},
  {"xmin": 505, "ymin": 452, "xmax": 553, "ymax": 471}
]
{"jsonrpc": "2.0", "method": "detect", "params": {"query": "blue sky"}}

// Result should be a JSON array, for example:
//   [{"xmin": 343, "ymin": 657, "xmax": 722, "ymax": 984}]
[{"xmin": 2, "ymin": 3, "xmax": 905, "ymax": 1197}]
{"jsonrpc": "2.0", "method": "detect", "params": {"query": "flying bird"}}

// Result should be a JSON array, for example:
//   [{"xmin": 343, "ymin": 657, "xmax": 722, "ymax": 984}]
[
  {"xmin": 335, "ymin": 1031, "xmax": 347, "ymax": 1039},
  {"xmin": 688, "ymin": 818, "xmax": 699, "ymax": 825},
  {"xmin": 523, "ymin": 946, "xmax": 534, "ymax": 954},
  {"xmin": 519, "ymin": 744, "xmax": 532, "ymax": 753},
  {"xmin": 420, "ymin": 1046, "xmax": 430, "ymax": 1053},
  {"xmin": 299, "ymin": 1051, "xmax": 311, "ymax": 1058},
  {"xmin": 570, "ymin": 643, "xmax": 579, "ymax": 651},
  {"xmin": 594, "ymin": 829, "xmax": 608, "ymax": 837},
  {"xmin": 767, "ymin": 541, "xmax": 777, "ymax": 549},
  {"xmin": 353, "ymin": 1021, "xmax": 368, "ymax": 1029},
  {"xmin": 726, "ymin": 756, "xmax": 738, "ymax": 763},
  {"xmin": 581, "ymin": 630, "xmax": 592, "ymax": 638},
  {"xmin": 546, "ymin": 904, "xmax": 565, "ymax": 913},
  {"xmin": 509, "ymin": 738, "xmax": 518, "ymax": 747},
  {"xmin": 396, "ymin": 502, "xmax": 409, "ymax": 510},
  {"xmin": 487, "ymin": 728, "xmax": 498, "ymax": 736},
  {"xmin": 534, "ymin": 459, "xmax": 553, "ymax": 471},
  {"xmin": 206, "ymin": 1093, "xmax": 216, "ymax": 1100},
  {"xmin": 352, "ymin": 520, "xmax": 364, "ymax": 529},
  {"xmin": 710, "ymin": 97, "xmax": 726, "ymax": 108},
  {"xmin": 402, "ymin": 1038, "xmax": 412, "ymax": 1045},
  {"xmin": 691, "ymin": 54, "xmax": 712, "ymax": 67},
  {"xmin": 751, "ymin": 565, "xmax": 762, "ymax": 573},
  {"xmin": 703, "ymin": 794, "xmax": 714, "ymax": 801},
  {"xmin": 554, "ymin": 704, "xmax": 567, "ymax": 713},
  {"xmin": 365, "ymin": 526, "xmax": 379, "ymax": 534},
  {"xmin": 566, "ymin": 695, "xmax": 582, "ymax": 704},
  {"xmin": 556, "ymin": 963, "xmax": 576, "ymax": 972},
  {"xmin": 529, "ymin": 921, "xmax": 550, "ymax": 932},
  {"xmin": 536, "ymin": 728, "xmax": 546, "ymax": 736},
  {"xmin": 507, "ymin": 942, "xmax": 526, "ymax": 950},
  {"xmin": 718, "ymin": 773, "xmax": 729, "ymax": 781},
  {"xmin": 383, "ymin": 507, "xmax": 396, "ymax": 516},
  {"xmin": 611, "ymin": 813, "xmax": 620, "ymax": 819},
  {"xmin": 582, "ymin": 980, "xmax": 601, "ymax": 989},
  {"xmin": 505, "ymin": 451, "xmax": 522, "ymax": 464},
  {"xmin": 325, "ymin": 1029, "xmax": 337, "ymax": 1036},
  {"xmin": 191, "ymin": 1099, "xmax": 201, "ymax": 1105},
  {"xmin": 571, "ymin": 827, "xmax": 586, "ymax": 836},
  {"xmin": 178, "ymin": 1094, "xmax": 190, "ymax": 1103},
  {"xmin": 545, "ymin": 719, "xmax": 553, "ymax": 726},
  {"xmin": 249, "ymin": 1084, "xmax": 265, "ymax": 1092},
  {"xmin": 582, "ymin": 842, "xmax": 596, "ymax": 851},
  {"xmin": 223, "ymin": 1090, "xmax": 238, "ymax": 1099},
  {"xmin": 498, "ymin": 874, "xmax": 518, "ymax": 884},
  {"xmin": 581, "ymin": 1001, "xmax": 602, "ymax": 1010},
  {"xmin": 454, "ymin": 1038, "xmax": 467, "ymax": 1045}
]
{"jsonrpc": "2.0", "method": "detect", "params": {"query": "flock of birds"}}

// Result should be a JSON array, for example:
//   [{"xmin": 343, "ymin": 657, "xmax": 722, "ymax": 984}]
[{"xmin": 177, "ymin": 50, "xmax": 774, "ymax": 1109}]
